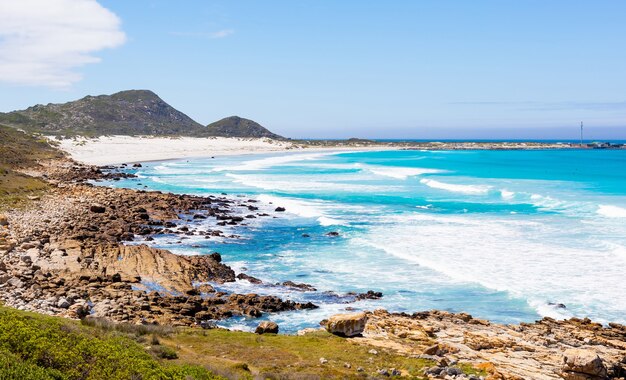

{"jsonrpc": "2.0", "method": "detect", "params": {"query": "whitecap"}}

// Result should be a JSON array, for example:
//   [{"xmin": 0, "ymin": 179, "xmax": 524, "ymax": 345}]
[
  {"xmin": 212, "ymin": 151, "xmax": 348, "ymax": 172},
  {"xmin": 257, "ymin": 194, "xmax": 348, "ymax": 226},
  {"xmin": 597, "ymin": 204, "xmax": 626, "ymax": 218},
  {"xmin": 420, "ymin": 178, "xmax": 491, "ymax": 195},
  {"xmin": 368, "ymin": 166, "xmax": 443, "ymax": 180}
]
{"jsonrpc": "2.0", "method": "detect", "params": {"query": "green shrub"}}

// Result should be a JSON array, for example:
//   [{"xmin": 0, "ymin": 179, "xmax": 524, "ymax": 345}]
[{"xmin": 0, "ymin": 306, "xmax": 221, "ymax": 380}]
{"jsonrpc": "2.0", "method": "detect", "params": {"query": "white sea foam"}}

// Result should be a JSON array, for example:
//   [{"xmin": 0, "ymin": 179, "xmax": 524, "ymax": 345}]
[
  {"xmin": 500, "ymin": 189, "xmax": 515, "ymax": 200},
  {"xmin": 257, "ymin": 194, "xmax": 348, "ymax": 226},
  {"xmin": 361, "ymin": 212, "xmax": 626, "ymax": 323},
  {"xmin": 212, "ymin": 152, "xmax": 345, "ymax": 172},
  {"xmin": 368, "ymin": 166, "xmax": 443, "ymax": 180},
  {"xmin": 226, "ymin": 173, "xmax": 397, "ymax": 193},
  {"xmin": 597, "ymin": 204, "xmax": 626, "ymax": 218},
  {"xmin": 420, "ymin": 178, "xmax": 491, "ymax": 195}
]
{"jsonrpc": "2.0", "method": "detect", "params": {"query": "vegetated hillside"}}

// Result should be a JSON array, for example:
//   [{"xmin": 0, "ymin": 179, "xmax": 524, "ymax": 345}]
[
  {"xmin": 0, "ymin": 90, "xmax": 285, "ymax": 139},
  {"xmin": 0, "ymin": 90, "xmax": 207, "ymax": 137},
  {"xmin": 0, "ymin": 125, "xmax": 63, "ymax": 209},
  {"xmin": 206, "ymin": 116, "xmax": 284, "ymax": 139}
]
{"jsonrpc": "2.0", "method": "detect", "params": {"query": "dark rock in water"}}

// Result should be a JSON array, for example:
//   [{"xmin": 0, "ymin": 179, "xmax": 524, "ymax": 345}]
[
  {"xmin": 275, "ymin": 207, "xmax": 286, "ymax": 212},
  {"xmin": 355, "ymin": 290, "xmax": 383, "ymax": 300},
  {"xmin": 237, "ymin": 273, "xmax": 263, "ymax": 284},
  {"xmin": 326, "ymin": 231, "xmax": 339, "ymax": 237},
  {"xmin": 255, "ymin": 321, "xmax": 279, "ymax": 334},
  {"xmin": 282, "ymin": 281, "xmax": 317, "ymax": 292},
  {"xmin": 132, "ymin": 163, "xmax": 142, "ymax": 167},
  {"xmin": 301, "ymin": 233, "xmax": 310, "ymax": 238},
  {"xmin": 89, "ymin": 205, "xmax": 106, "ymax": 213},
  {"xmin": 548, "ymin": 302, "xmax": 567, "ymax": 309},
  {"xmin": 193, "ymin": 214, "xmax": 206, "ymax": 219},
  {"xmin": 209, "ymin": 252, "xmax": 222, "ymax": 263}
]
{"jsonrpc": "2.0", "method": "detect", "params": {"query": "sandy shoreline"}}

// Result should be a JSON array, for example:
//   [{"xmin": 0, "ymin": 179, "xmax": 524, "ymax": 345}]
[
  {"xmin": 54, "ymin": 135, "xmax": 584, "ymax": 166},
  {"xmin": 53, "ymin": 136, "xmax": 302, "ymax": 165}
]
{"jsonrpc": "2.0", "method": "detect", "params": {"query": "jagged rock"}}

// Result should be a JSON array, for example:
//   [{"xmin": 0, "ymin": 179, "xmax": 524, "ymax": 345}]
[
  {"xmin": 561, "ymin": 349, "xmax": 608, "ymax": 380},
  {"xmin": 89, "ymin": 205, "xmax": 106, "ymax": 213},
  {"xmin": 255, "ymin": 321, "xmax": 279, "ymax": 334},
  {"xmin": 325, "ymin": 312, "xmax": 367, "ymax": 337},
  {"xmin": 209, "ymin": 252, "xmax": 221, "ymax": 263},
  {"xmin": 355, "ymin": 290, "xmax": 383, "ymax": 300},
  {"xmin": 57, "ymin": 298, "xmax": 71, "ymax": 308},
  {"xmin": 237, "ymin": 273, "xmax": 262, "ymax": 284},
  {"xmin": 282, "ymin": 281, "xmax": 317, "ymax": 291}
]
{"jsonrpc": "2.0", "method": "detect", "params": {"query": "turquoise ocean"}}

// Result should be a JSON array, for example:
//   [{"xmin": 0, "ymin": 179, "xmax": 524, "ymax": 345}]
[{"xmin": 107, "ymin": 149, "xmax": 626, "ymax": 333}]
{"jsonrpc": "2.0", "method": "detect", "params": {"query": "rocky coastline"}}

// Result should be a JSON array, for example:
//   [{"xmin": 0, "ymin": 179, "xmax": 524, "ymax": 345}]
[{"xmin": 1, "ymin": 158, "xmax": 626, "ymax": 379}]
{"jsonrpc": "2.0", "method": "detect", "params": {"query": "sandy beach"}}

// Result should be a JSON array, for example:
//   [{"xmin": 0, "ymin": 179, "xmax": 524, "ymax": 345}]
[
  {"xmin": 54, "ymin": 136, "xmax": 301, "ymax": 165},
  {"xmin": 55, "ymin": 136, "xmax": 581, "ymax": 166}
]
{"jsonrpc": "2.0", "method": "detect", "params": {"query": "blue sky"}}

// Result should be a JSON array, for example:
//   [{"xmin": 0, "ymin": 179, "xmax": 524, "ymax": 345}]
[{"xmin": 1, "ymin": 0, "xmax": 625, "ymax": 139}]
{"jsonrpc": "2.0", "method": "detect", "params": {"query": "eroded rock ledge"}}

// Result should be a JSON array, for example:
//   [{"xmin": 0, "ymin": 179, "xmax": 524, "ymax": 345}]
[{"xmin": 339, "ymin": 310, "xmax": 626, "ymax": 379}]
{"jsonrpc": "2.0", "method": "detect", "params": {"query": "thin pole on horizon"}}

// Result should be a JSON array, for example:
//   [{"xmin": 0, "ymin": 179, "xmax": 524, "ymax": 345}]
[{"xmin": 580, "ymin": 121, "xmax": 584, "ymax": 147}]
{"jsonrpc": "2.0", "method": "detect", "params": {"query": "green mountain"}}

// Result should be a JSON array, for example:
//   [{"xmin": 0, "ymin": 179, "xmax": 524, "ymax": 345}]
[
  {"xmin": 0, "ymin": 90, "xmax": 283, "ymax": 139},
  {"xmin": 206, "ymin": 116, "xmax": 283, "ymax": 139}
]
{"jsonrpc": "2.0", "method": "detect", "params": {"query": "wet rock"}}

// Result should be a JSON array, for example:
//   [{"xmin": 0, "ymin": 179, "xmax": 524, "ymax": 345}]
[
  {"xmin": 237, "ymin": 273, "xmax": 263, "ymax": 284},
  {"xmin": 325, "ymin": 312, "xmax": 368, "ymax": 337},
  {"xmin": 255, "ymin": 321, "xmax": 279, "ymax": 334},
  {"xmin": 274, "ymin": 207, "xmax": 286, "ymax": 212},
  {"xmin": 281, "ymin": 281, "xmax": 317, "ymax": 291},
  {"xmin": 326, "ymin": 231, "xmax": 339, "ymax": 237},
  {"xmin": 355, "ymin": 290, "xmax": 383, "ymax": 300}
]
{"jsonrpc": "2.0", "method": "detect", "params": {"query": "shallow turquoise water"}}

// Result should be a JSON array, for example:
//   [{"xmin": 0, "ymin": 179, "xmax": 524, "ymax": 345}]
[{"xmin": 109, "ymin": 149, "xmax": 626, "ymax": 333}]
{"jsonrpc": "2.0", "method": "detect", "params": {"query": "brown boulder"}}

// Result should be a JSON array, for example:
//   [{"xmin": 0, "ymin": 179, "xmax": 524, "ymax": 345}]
[
  {"xmin": 325, "ymin": 312, "xmax": 368, "ymax": 337},
  {"xmin": 561, "ymin": 349, "xmax": 608, "ymax": 380},
  {"xmin": 255, "ymin": 321, "xmax": 279, "ymax": 334}
]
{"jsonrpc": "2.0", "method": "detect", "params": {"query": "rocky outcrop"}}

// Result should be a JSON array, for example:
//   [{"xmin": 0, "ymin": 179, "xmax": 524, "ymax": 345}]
[
  {"xmin": 86, "ymin": 243, "xmax": 235, "ymax": 293},
  {"xmin": 0, "ymin": 170, "xmax": 318, "ymax": 326},
  {"xmin": 351, "ymin": 310, "xmax": 626, "ymax": 380},
  {"xmin": 561, "ymin": 349, "xmax": 608, "ymax": 380},
  {"xmin": 325, "ymin": 312, "xmax": 368, "ymax": 337},
  {"xmin": 255, "ymin": 321, "xmax": 279, "ymax": 334}
]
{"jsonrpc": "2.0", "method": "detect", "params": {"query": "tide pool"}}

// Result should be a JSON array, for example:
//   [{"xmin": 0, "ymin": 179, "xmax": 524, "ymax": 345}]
[{"xmin": 107, "ymin": 149, "xmax": 626, "ymax": 333}]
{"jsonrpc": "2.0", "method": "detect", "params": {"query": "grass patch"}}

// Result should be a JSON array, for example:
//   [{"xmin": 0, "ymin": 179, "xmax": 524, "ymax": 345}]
[
  {"xmin": 164, "ymin": 328, "xmax": 435, "ymax": 379},
  {"xmin": 0, "ymin": 306, "xmax": 222, "ymax": 380}
]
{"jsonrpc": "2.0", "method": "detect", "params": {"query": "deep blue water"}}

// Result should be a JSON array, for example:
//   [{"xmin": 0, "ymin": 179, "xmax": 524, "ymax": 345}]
[{"xmin": 106, "ymin": 149, "xmax": 626, "ymax": 333}]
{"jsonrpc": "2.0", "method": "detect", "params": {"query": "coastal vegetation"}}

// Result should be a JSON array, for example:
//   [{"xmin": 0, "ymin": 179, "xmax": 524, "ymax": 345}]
[
  {"xmin": 0, "ymin": 90, "xmax": 282, "ymax": 139},
  {"xmin": 0, "ymin": 305, "xmax": 220, "ymax": 380},
  {"xmin": 0, "ymin": 305, "xmax": 445, "ymax": 379},
  {"xmin": 0, "ymin": 125, "xmax": 62, "ymax": 209}
]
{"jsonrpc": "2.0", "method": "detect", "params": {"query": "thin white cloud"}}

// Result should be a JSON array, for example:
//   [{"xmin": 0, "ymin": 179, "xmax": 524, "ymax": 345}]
[
  {"xmin": 171, "ymin": 29, "xmax": 235, "ymax": 39},
  {"xmin": 0, "ymin": 0, "xmax": 126, "ymax": 88}
]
